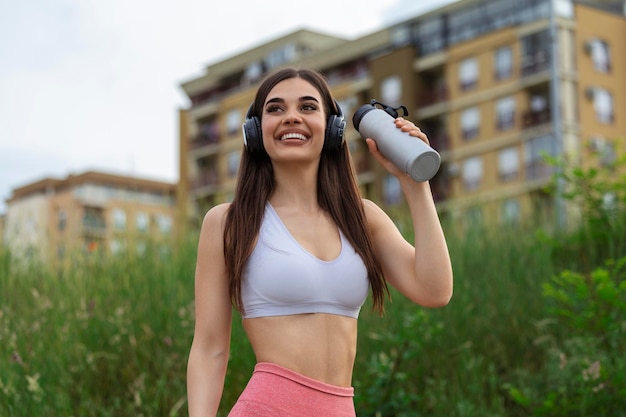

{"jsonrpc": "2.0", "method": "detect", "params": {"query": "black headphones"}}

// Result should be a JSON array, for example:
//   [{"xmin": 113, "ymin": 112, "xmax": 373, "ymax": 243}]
[{"xmin": 242, "ymin": 99, "xmax": 346, "ymax": 153}]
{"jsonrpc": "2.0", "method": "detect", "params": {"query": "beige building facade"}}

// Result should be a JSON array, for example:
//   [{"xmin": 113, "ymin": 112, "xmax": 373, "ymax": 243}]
[
  {"xmin": 178, "ymin": 0, "xmax": 625, "ymax": 229},
  {"xmin": 4, "ymin": 171, "xmax": 176, "ymax": 266}
]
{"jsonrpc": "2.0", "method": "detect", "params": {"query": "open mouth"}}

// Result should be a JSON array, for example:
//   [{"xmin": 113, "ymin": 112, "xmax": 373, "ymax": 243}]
[{"xmin": 279, "ymin": 133, "xmax": 308, "ymax": 141}]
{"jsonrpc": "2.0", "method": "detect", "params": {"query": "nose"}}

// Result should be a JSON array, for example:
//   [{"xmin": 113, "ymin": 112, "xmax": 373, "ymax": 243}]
[{"xmin": 283, "ymin": 108, "xmax": 302, "ymax": 124}]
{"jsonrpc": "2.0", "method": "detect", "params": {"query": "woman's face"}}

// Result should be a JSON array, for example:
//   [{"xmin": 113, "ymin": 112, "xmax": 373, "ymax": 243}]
[{"xmin": 260, "ymin": 77, "xmax": 327, "ymax": 163}]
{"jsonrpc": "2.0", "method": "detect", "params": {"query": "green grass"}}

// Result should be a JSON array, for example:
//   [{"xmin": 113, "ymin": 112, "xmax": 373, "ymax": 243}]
[{"xmin": 1, "ymin": 209, "xmax": 624, "ymax": 416}]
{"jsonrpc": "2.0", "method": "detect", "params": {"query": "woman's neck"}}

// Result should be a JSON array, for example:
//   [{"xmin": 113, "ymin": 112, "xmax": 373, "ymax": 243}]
[{"xmin": 270, "ymin": 162, "xmax": 319, "ymax": 211}]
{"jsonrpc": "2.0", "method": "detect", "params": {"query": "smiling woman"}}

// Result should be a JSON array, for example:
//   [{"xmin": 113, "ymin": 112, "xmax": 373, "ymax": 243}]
[{"xmin": 186, "ymin": 67, "xmax": 453, "ymax": 417}]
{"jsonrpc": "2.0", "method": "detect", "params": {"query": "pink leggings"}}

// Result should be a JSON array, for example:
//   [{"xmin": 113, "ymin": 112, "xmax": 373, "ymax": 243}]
[{"xmin": 227, "ymin": 362, "xmax": 356, "ymax": 417}]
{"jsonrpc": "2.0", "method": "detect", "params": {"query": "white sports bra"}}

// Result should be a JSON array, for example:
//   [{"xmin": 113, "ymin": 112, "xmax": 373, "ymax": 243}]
[{"xmin": 240, "ymin": 203, "xmax": 369, "ymax": 319}]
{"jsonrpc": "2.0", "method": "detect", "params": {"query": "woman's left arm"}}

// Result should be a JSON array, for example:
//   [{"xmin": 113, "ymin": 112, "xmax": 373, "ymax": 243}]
[{"xmin": 364, "ymin": 118, "xmax": 453, "ymax": 307}]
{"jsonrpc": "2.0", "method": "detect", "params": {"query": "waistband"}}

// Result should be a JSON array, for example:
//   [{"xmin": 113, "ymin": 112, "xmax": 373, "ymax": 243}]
[{"xmin": 253, "ymin": 362, "xmax": 354, "ymax": 397}]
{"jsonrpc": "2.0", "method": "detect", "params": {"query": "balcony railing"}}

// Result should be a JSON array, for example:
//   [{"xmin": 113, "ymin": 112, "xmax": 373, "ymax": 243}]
[
  {"xmin": 522, "ymin": 109, "xmax": 551, "ymax": 128},
  {"xmin": 521, "ymin": 50, "xmax": 550, "ymax": 77},
  {"xmin": 192, "ymin": 169, "xmax": 219, "ymax": 189},
  {"xmin": 419, "ymin": 84, "xmax": 449, "ymax": 107},
  {"xmin": 82, "ymin": 219, "xmax": 106, "ymax": 237},
  {"xmin": 190, "ymin": 133, "xmax": 220, "ymax": 150},
  {"xmin": 428, "ymin": 133, "xmax": 450, "ymax": 152}
]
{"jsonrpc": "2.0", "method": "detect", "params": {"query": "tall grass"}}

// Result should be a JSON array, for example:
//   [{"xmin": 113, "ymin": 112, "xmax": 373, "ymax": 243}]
[
  {"xmin": 0, "ymin": 242, "xmax": 198, "ymax": 416},
  {"xmin": 2, "ymin": 156, "xmax": 624, "ymax": 416}
]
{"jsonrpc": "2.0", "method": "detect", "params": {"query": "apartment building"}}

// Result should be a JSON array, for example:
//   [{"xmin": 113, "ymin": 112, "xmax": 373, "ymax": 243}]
[
  {"xmin": 178, "ymin": 0, "xmax": 625, "ymax": 228},
  {"xmin": 4, "ymin": 171, "xmax": 176, "ymax": 266}
]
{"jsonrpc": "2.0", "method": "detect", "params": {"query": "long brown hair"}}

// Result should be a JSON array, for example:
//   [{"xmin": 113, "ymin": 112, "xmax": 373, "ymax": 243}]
[{"xmin": 224, "ymin": 67, "xmax": 388, "ymax": 314}]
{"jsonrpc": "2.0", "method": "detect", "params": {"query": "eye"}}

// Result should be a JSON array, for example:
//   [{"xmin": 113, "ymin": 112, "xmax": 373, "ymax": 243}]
[
  {"xmin": 265, "ymin": 104, "xmax": 283, "ymax": 113},
  {"xmin": 301, "ymin": 102, "xmax": 319, "ymax": 112}
]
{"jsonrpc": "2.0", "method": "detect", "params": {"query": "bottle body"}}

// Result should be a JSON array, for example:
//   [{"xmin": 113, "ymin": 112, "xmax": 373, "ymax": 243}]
[{"xmin": 353, "ymin": 104, "xmax": 441, "ymax": 182}]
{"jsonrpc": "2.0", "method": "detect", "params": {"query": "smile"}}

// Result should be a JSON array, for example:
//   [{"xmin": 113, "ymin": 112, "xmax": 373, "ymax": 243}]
[{"xmin": 279, "ymin": 133, "xmax": 308, "ymax": 141}]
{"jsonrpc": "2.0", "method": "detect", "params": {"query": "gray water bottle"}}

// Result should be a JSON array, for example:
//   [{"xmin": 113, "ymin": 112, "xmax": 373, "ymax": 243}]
[{"xmin": 352, "ymin": 100, "xmax": 441, "ymax": 182}]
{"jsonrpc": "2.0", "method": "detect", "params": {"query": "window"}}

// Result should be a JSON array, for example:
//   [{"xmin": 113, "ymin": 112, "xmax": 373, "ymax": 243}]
[
  {"xmin": 589, "ymin": 137, "xmax": 617, "ymax": 168},
  {"xmin": 244, "ymin": 61, "xmax": 263, "ymax": 83},
  {"xmin": 417, "ymin": 17, "xmax": 445, "ymax": 55},
  {"xmin": 381, "ymin": 76, "xmax": 402, "ymax": 107},
  {"xmin": 449, "ymin": 6, "xmax": 485, "ymax": 43},
  {"xmin": 462, "ymin": 156, "xmax": 483, "ymax": 191},
  {"xmin": 338, "ymin": 96, "xmax": 358, "ymax": 119},
  {"xmin": 112, "ymin": 208, "xmax": 126, "ymax": 230},
  {"xmin": 227, "ymin": 151, "xmax": 240, "ymax": 177},
  {"xmin": 498, "ymin": 147, "xmax": 519, "ymax": 181},
  {"xmin": 494, "ymin": 46, "xmax": 513, "ymax": 80},
  {"xmin": 383, "ymin": 175, "xmax": 402, "ymax": 206},
  {"xmin": 136, "ymin": 212, "xmax": 149, "ymax": 232},
  {"xmin": 496, "ymin": 96, "xmax": 516, "ymax": 130},
  {"xmin": 555, "ymin": 0, "xmax": 574, "ymax": 18},
  {"xmin": 486, "ymin": 0, "xmax": 515, "ymax": 28},
  {"xmin": 155, "ymin": 214, "xmax": 172, "ymax": 234},
  {"xmin": 197, "ymin": 120, "xmax": 220, "ymax": 144},
  {"xmin": 110, "ymin": 239, "xmax": 123, "ymax": 255},
  {"xmin": 521, "ymin": 30, "xmax": 550, "ymax": 76},
  {"xmin": 525, "ymin": 134, "xmax": 555, "ymax": 180},
  {"xmin": 587, "ymin": 39, "xmax": 611, "ymax": 73},
  {"xmin": 83, "ymin": 207, "xmax": 105, "ymax": 230},
  {"xmin": 592, "ymin": 88, "xmax": 614, "ymax": 124},
  {"xmin": 459, "ymin": 58, "xmax": 478, "ymax": 91},
  {"xmin": 461, "ymin": 107, "xmax": 480, "ymax": 140},
  {"xmin": 226, "ymin": 109, "xmax": 242, "ymax": 136},
  {"xmin": 501, "ymin": 199, "xmax": 521, "ymax": 225},
  {"xmin": 391, "ymin": 25, "xmax": 411, "ymax": 47},
  {"xmin": 57, "ymin": 210, "xmax": 67, "ymax": 231},
  {"xmin": 264, "ymin": 44, "xmax": 297, "ymax": 69}
]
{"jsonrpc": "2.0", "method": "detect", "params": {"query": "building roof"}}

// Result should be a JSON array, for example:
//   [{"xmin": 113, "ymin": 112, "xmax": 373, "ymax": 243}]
[
  {"xmin": 179, "ymin": 28, "xmax": 349, "ymax": 97},
  {"xmin": 7, "ymin": 170, "xmax": 176, "ymax": 203}
]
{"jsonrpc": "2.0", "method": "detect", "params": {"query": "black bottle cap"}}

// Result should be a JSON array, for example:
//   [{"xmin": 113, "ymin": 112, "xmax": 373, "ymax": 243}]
[{"xmin": 352, "ymin": 104, "xmax": 376, "ymax": 131}]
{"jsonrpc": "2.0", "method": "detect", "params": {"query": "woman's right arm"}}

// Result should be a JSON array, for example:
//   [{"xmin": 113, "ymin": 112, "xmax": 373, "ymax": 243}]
[{"xmin": 187, "ymin": 203, "xmax": 233, "ymax": 417}]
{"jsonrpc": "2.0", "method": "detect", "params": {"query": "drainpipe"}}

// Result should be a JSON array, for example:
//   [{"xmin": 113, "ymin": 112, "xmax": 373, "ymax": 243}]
[{"xmin": 549, "ymin": 0, "xmax": 566, "ymax": 230}]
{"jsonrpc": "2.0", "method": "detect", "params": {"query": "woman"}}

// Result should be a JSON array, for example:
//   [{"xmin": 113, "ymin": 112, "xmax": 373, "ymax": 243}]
[{"xmin": 187, "ymin": 67, "xmax": 453, "ymax": 416}]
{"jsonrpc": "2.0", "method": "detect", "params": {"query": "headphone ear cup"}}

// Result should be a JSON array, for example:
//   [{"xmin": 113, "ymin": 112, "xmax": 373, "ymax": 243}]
[
  {"xmin": 242, "ymin": 115, "xmax": 263, "ymax": 152},
  {"xmin": 324, "ymin": 114, "xmax": 346, "ymax": 151}
]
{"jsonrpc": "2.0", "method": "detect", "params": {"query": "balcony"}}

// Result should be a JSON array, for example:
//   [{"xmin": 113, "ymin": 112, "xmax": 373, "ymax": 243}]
[
  {"xmin": 190, "ymin": 132, "xmax": 220, "ymax": 150},
  {"xmin": 419, "ymin": 84, "xmax": 449, "ymax": 107},
  {"xmin": 521, "ymin": 50, "xmax": 550, "ymax": 77},
  {"xmin": 428, "ymin": 133, "xmax": 450, "ymax": 153},
  {"xmin": 192, "ymin": 168, "xmax": 219, "ymax": 190},
  {"xmin": 82, "ymin": 206, "xmax": 106, "ymax": 237},
  {"xmin": 82, "ymin": 218, "xmax": 106, "ymax": 237},
  {"xmin": 522, "ymin": 109, "xmax": 551, "ymax": 128}
]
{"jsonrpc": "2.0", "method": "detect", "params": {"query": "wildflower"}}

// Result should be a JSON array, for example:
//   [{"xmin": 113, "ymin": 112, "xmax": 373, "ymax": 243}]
[
  {"xmin": 593, "ymin": 382, "xmax": 606, "ymax": 393},
  {"xmin": 11, "ymin": 351, "xmax": 23, "ymax": 365},
  {"xmin": 582, "ymin": 360, "xmax": 601, "ymax": 381},
  {"xmin": 26, "ymin": 373, "xmax": 43, "ymax": 402}
]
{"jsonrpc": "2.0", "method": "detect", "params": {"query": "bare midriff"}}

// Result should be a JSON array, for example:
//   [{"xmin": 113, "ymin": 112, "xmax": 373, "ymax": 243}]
[{"xmin": 242, "ymin": 313, "xmax": 358, "ymax": 388}]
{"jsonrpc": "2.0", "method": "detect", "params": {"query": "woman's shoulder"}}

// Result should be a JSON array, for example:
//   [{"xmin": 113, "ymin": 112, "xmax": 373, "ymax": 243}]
[
  {"xmin": 205, "ymin": 202, "xmax": 231, "ymax": 217},
  {"xmin": 361, "ymin": 198, "xmax": 391, "ymax": 229},
  {"xmin": 201, "ymin": 203, "xmax": 231, "ymax": 231},
  {"xmin": 361, "ymin": 198, "xmax": 383, "ymax": 215}
]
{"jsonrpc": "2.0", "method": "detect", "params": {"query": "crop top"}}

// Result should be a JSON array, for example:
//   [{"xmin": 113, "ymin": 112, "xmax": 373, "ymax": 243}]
[{"xmin": 240, "ymin": 203, "xmax": 369, "ymax": 319}]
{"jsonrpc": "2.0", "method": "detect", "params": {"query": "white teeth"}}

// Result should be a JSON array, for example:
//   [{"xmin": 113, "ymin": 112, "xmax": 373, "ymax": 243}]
[{"xmin": 279, "ymin": 133, "xmax": 307, "ymax": 141}]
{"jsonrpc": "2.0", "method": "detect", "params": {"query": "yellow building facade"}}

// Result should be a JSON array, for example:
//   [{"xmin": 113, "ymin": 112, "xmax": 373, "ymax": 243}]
[{"xmin": 178, "ymin": 0, "xmax": 625, "ymax": 229}]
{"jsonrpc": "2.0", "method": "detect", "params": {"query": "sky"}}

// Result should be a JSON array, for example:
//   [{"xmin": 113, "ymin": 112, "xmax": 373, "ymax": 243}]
[{"xmin": 0, "ymin": 0, "xmax": 456, "ymax": 212}]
